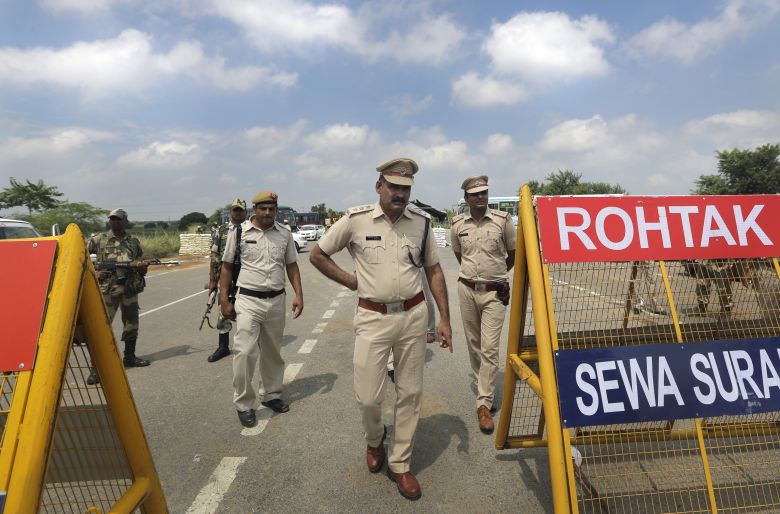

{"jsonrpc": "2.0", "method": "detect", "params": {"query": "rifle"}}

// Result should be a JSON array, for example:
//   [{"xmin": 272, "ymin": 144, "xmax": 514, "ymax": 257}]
[
  {"xmin": 94, "ymin": 258, "xmax": 180, "ymax": 270},
  {"xmin": 200, "ymin": 288, "xmax": 217, "ymax": 330}
]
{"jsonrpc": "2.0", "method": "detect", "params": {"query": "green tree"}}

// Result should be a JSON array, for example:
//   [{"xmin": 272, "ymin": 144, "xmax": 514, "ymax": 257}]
[
  {"xmin": 26, "ymin": 201, "xmax": 107, "ymax": 235},
  {"xmin": 207, "ymin": 204, "xmax": 232, "ymax": 225},
  {"xmin": 693, "ymin": 143, "xmax": 780, "ymax": 194},
  {"xmin": 529, "ymin": 170, "xmax": 626, "ymax": 195},
  {"xmin": 179, "ymin": 211, "xmax": 208, "ymax": 230},
  {"xmin": 0, "ymin": 178, "xmax": 64, "ymax": 215}
]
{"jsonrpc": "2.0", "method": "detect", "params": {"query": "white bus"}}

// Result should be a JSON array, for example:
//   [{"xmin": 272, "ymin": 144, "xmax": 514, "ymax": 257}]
[{"xmin": 455, "ymin": 196, "xmax": 519, "ymax": 224}]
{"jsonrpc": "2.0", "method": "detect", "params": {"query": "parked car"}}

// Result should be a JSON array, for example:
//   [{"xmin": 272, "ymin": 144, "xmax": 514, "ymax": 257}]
[
  {"xmin": 292, "ymin": 231, "xmax": 308, "ymax": 253},
  {"xmin": 297, "ymin": 224, "xmax": 326, "ymax": 241},
  {"xmin": 0, "ymin": 218, "xmax": 42, "ymax": 239}
]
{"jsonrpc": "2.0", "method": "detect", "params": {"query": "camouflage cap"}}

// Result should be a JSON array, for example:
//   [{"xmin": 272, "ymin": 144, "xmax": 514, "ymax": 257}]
[
  {"xmin": 376, "ymin": 157, "xmax": 418, "ymax": 186},
  {"xmin": 230, "ymin": 198, "xmax": 247, "ymax": 210},
  {"xmin": 252, "ymin": 191, "xmax": 278, "ymax": 205},
  {"xmin": 108, "ymin": 208, "xmax": 128, "ymax": 219},
  {"xmin": 461, "ymin": 175, "xmax": 489, "ymax": 194}
]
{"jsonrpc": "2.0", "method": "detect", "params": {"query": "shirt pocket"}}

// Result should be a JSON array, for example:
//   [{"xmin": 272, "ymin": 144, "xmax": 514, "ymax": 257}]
[
  {"xmin": 401, "ymin": 235, "xmax": 422, "ymax": 265},
  {"xmin": 270, "ymin": 243, "xmax": 286, "ymax": 263},
  {"xmin": 459, "ymin": 231, "xmax": 475, "ymax": 251},
  {"xmin": 355, "ymin": 239, "xmax": 385, "ymax": 264}
]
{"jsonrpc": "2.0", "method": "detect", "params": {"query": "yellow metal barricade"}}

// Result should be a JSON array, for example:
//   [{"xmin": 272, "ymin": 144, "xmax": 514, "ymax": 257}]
[
  {"xmin": 0, "ymin": 224, "xmax": 167, "ymax": 513},
  {"xmin": 497, "ymin": 186, "xmax": 780, "ymax": 513}
]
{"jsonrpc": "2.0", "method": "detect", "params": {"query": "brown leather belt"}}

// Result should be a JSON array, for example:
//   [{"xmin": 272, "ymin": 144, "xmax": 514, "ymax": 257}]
[
  {"xmin": 358, "ymin": 291, "xmax": 425, "ymax": 314},
  {"xmin": 458, "ymin": 277, "xmax": 500, "ymax": 292}
]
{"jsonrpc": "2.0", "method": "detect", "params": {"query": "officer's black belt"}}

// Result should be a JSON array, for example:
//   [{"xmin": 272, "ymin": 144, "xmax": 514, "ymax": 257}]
[
  {"xmin": 358, "ymin": 291, "xmax": 424, "ymax": 314},
  {"xmin": 238, "ymin": 287, "xmax": 285, "ymax": 299}
]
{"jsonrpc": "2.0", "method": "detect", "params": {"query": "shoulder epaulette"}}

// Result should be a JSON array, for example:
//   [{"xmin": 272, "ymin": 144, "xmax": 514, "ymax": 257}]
[
  {"xmin": 451, "ymin": 213, "xmax": 465, "ymax": 224},
  {"xmin": 346, "ymin": 204, "xmax": 373, "ymax": 216},
  {"xmin": 407, "ymin": 204, "xmax": 431, "ymax": 219},
  {"xmin": 491, "ymin": 209, "xmax": 510, "ymax": 218}
]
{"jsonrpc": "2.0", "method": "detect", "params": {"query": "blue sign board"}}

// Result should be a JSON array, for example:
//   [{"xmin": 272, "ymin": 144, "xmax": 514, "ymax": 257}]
[{"xmin": 555, "ymin": 337, "xmax": 780, "ymax": 428}]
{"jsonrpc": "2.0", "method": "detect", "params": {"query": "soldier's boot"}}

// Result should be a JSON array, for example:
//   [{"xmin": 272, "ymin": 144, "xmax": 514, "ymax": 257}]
[
  {"xmin": 86, "ymin": 368, "xmax": 100, "ymax": 385},
  {"xmin": 207, "ymin": 333, "xmax": 231, "ymax": 363},
  {"xmin": 123, "ymin": 339, "xmax": 150, "ymax": 368}
]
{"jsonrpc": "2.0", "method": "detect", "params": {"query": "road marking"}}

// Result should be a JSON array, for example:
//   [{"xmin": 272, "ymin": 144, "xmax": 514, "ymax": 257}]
[
  {"xmin": 322, "ymin": 310, "xmax": 335, "ymax": 319},
  {"xmin": 329, "ymin": 300, "xmax": 340, "ymax": 308},
  {"xmin": 146, "ymin": 271, "xmax": 173, "ymax": 278},
  {"xmin": 299, "ymin": 339, "xmax": 318, "ymax": 354},
  {"xmin": 312, "ymin": 322, "xmax": 327, "ymax": 334},
  {"xmin": 241, "ymin": 420, "xmax": 268, "ymax": 437},
  {"xmin": 185, "ymin": 456, "xmax": 247, "ymax": 514},
  {"xmin": 140, "ymin": 290, "xmax": 207, "ymax": 317},
  {"xmin": 284, "ymin": 363, "xmax": 303, "ymax": 384},
  {"xmin": 549, "ymin": 278, "xmax": 624, "ymax": 307},
  {"xmin": 337, "ymin": 291, "xmax": 351, "ymax": 298}
]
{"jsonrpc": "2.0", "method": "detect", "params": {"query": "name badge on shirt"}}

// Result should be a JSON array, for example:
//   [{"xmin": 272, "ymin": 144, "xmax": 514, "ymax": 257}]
[
  {"xmin": 460, "ymin": 232, "xmax": 469, "ymax": 237},
  {"xmin": 245, "ymin": 240, "xmax": 257, "ymax": 244},
  {"xmin": 366, "ymin": 236, "xmax": 381, "ymax": 241}
]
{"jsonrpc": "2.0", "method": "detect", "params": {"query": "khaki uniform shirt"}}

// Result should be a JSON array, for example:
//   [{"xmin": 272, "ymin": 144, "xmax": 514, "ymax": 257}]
[
  {"xmin": 450, "ymin": 209, "xmax": 515, "ymax": 282},
  {"xmin": 222, "ymin": 219, "xmax": 297, "ymax": 291},
  {"xmin": 318, "ymin": 203, "xmax": 439, "ymax": 303}
]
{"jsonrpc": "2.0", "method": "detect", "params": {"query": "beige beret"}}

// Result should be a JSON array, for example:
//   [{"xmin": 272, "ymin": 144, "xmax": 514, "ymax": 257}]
[
  {"xmin": 252, "ymin": 191, "xmax": 278, "ymax": 205},
  {"xmin": 376, "ymin": 157, "xmax": 418, "ymax": 186},
  {"xmin": 461, "ymin": 175, "xmax": 489, "ymax": 194}
]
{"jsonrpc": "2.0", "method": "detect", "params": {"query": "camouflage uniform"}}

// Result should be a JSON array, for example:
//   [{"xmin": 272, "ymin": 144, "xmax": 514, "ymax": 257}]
[
  {"xmin": 88, "ymin": 231, "xmax": 145, "ymax": 357},
  {"xmin": 688, "ymin": 259, "xmax": 735, "ymax": 313},
  {"xmin": 211, "ymin": 221, "xmax": 237, "ymax": 334}
]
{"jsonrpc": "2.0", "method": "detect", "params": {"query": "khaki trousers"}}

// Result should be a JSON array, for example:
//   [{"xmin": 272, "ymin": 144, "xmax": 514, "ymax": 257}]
[
  {"xmin": 458, "ymin": 281, "xmax": 506, "ymax": 410},
  {"xmin": 354, "ymin": 301, "xmax": 426, "ymax": 473},
  {"xmin": 232, "ymin": 293, "xmax": 286, "ymax": 412}
]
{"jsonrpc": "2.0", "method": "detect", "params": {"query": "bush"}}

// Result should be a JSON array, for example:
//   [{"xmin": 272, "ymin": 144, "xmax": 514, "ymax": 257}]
[
  {"xmin": 144, "ymin": 222, "xmax": 156, "ymax": 228},
  {"xmin": 137, "ymin": 232, "xmax": 180, "ymax": 259}
]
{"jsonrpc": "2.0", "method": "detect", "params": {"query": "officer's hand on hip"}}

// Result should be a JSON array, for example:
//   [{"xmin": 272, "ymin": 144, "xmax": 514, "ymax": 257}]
[{"xmin": 438, "ymin": 320, "xmax": 453, "ymax": 353}]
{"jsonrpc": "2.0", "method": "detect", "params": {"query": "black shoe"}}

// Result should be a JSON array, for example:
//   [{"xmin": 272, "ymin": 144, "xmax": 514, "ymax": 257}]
[
  {"xmin": 237, "ymin": 409, "xmax": 257, "ymax": 428},
  {"xmin": 261, "ymin": 399, "xmax": 290, "ymax": 413},
  {"xmin": 86, "ymin": 368, "xmax": 100, "ymax": 385},
  {"xmin": 207, "ymin": 345, "xmax": 231, "ymax": 363},
  {"xmin": 387, "ymin": 369, "xmax": 395, "ymax": 383},
  {"xmin": 123, "ymin": 356, "xmax": 151, "ymax": 367}
]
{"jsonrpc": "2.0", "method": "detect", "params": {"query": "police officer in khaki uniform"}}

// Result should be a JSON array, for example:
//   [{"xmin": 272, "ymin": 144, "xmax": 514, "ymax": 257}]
[
  {"xmin": 310, "ymin": 157, "xmax": 452, "ymax": 501},
  {"xmin": 220, "ymin": 191, "xmax": 304, "ymax": 428},
  {"xmin": 450, "ymin": 175, "xmax": 516, "ymax": 434}
]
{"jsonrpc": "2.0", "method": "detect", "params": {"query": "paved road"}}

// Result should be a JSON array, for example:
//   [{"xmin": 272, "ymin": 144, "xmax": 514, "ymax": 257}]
[{"xmin": 117, "ymin": 247, "xmax": 553, "ymax": 513}]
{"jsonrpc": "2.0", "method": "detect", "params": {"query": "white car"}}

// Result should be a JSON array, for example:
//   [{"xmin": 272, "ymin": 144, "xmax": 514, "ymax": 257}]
[
  {"xmin": 298, "ymin": 224, "xmax": 326, "ymax": 241},
  {"xmin": 0, "ymin": 218, "xmax": 42, "ymax": 239},
  {"xmin": 292, "ymin": 232, "xmax": 308, "ymax": 253}
]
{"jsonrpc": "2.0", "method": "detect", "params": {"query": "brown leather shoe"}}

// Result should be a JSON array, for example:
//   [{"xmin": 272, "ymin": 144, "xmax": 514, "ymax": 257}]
[
  {"xmin": 478, "ymin": 406, "xmax": 494, "ymax": 434},
  {"xmin": 366, "ymin": 427, "xmax": 387, "ymax": 473},
  {"xmin": 387, "ymin": 469, "xmax": 421, "ymax": 500}
]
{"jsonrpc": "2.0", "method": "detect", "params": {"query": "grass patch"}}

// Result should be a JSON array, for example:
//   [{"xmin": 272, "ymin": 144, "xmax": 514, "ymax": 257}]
[{"xmin": 137, "ymin": 232, "xmax": 180, "ymax": 259}]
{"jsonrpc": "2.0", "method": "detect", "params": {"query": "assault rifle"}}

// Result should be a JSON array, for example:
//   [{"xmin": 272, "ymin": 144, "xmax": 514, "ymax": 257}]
[
  {"xmin": 94, "ymin": 258, "xmax": 180, "ymax": 270},
  {"xmin": 200, "ymin": 288, "xmax": 217, "ymax": 330}
]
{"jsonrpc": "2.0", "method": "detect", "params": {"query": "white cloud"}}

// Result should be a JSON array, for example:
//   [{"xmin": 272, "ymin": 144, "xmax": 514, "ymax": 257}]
[
  {"xmin": 484, "ymin": 12, "xmax": 614, "ymax": 82},
  {"xmin": 0, "ymin": 29, "xmax": 296, "ymax": 97},
  {"xmin": 539, "ymin": 115, "xmax": 611, "ymax": 153},
  {"xmin": 382, "ymin": 93, "xmax": 433, "ymax": 119},
  {"xmin": 0, "ymin": 128, "xmax": 110, "ymax": 161},
  {"xmin": 116, "ymin": 140, "xmax": 205, "ymax": 169},
  {"xmin": 683, "ymin": 109, "xmax": 780, "ymax": 147},
  {"xmin": 244, "ymin": 120, "xmax": 308, "ymax": 159},
  {"xmin": 451, "ymin": 72, "xmax": 529, "ymax": 108},
  {"xmin": 218, "ymin": 173, "xmax": 238, "ymax": 185},
  {"xmin": 483, "ymin": 133, "xmax": 515, "ymax": 155},
  {"xmin": 305, "ymin": 123, "xmax": 371, "ymax": 153},
  {"xmin": 39, "ymin": 0, "xmax": 118, "ymax": 13},
  {"xmin": 363, "ymin": 15, "xmax": 465, "ymax": 64},
  {"xmin": 625, "ymin": 0, "xmax": 780, "ymax": 64}
]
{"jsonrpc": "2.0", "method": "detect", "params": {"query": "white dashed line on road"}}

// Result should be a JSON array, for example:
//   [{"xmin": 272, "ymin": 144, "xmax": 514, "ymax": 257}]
[
  {"xmin": 322, "ymin": 310, "xmax": 335, "ymax": 319},
  {"xmin": 185, "ymin": 456, "xmax": 247, "ymax": 514},
  {"xmin": 329, "ymin": 300, "xmax": 340, "ymax": 308},
  {"xmin": 337, "ymin": 291, "xmax": 351, "ymax": 298},
  {"xmin": 140, "ymin": 290, "xmax": 207, "ymax": 318},
  {"xmin": 283, "ymin": 363, "xmax": 303, "ymax": 384},
  {"xmin": 312, "ymin": 322, "xmax": 327, "ymax": 334},
  {"xmin": 549, "ymin": 278, "xmax": 625, "ymax": 307},
  {"xmin": 298, "ymin": 339, "xmax": 318, "ymax": 354},
  {"xmin": 240, "ymin": 419, "xmax": 269, "ymax": 437}
]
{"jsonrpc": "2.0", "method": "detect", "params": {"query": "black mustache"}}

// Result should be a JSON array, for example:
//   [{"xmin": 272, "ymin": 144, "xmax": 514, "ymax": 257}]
[{"xmin": 392, "ymin": 197, "xmax": 407, "ymax": 203}]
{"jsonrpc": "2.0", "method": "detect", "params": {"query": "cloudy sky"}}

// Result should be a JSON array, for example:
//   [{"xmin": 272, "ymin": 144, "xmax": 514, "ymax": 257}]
[{"xmin": 1, "ymin": 0, "xmax": 779, "ymax": 220}]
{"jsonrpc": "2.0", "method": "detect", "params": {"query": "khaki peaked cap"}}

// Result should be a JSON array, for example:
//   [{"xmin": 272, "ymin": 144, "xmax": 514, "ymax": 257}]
[
  {"xmin": 252, "ymin": 191, "xmax": 279, "ymax": 205},
  {"xmin": 376, "ymin": 157, "xmax": 418, "ymax": 186},
  {"xmin": 461, "ymin": 175, "xmax": 489, "ymax": 194}
]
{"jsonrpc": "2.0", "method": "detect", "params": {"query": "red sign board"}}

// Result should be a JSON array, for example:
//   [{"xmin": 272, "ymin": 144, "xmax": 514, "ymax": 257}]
[
  {"xmin": 0, "ymin": 239, "xmax": 57, "ymax": 371},
  {"xmin": 536, "ymin": 195, "xmax": 780, "ymax": 263}
]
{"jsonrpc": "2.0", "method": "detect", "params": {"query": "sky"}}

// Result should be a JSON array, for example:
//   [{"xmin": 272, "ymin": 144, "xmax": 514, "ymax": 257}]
[{"xmin": 1, "ymin": 0, "xmax": 779, "ymax": 221}]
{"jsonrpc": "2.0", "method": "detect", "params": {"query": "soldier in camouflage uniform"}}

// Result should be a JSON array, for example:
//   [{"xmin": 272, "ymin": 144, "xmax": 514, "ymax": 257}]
[
  {"xmin": 687, "ymin": 259, "xmax": 735, "ymax": 314},
  {"xmin": 207, "ymin": 198, "xmax": 247, "ymax": 362},
  {"xmin": 86, "ymin": 208, "xmax": 150, "ymax": 384}
]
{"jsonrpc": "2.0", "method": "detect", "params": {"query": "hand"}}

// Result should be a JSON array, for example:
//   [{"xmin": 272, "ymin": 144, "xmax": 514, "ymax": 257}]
[
  {"xmin": 291, "ymin": 295, "xmax": 304, "ymax": 319},
  {"xmin": 220, "ymin": 301, "xmax": 236, "ymax": 320},
  {"xmin": 97, "ymin": 270, "xmax": 110, "ymax": 281},
  {"xmin": 437, "ymin": 320, "xmax": 453, "ymax": 353},
  {"xmin": 347, "ymin": 272, "xmax": 358, "ymax": 291},
  {"xmin": 208, "ymin": 278, "xmax": 217, "ymax": 292}
]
